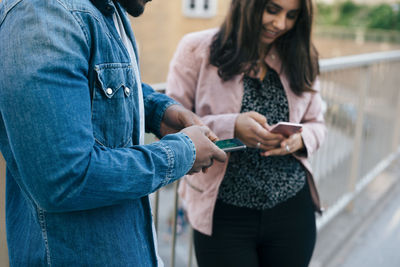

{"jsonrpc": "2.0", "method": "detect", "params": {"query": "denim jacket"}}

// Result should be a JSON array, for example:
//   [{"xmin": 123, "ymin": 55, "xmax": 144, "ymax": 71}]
[{"xmin": 0, "ymin": 0, "xmax": 196, "ymax": 265}]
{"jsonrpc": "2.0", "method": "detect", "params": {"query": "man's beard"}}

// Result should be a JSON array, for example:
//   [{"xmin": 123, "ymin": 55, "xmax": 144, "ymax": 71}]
[{"xmin": 117, "ymin": 0, "xmax": 151, "ymax": 17}]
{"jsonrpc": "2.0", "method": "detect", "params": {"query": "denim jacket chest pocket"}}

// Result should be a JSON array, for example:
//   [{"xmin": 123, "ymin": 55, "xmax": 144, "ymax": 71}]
[{"xmin": 92, "ymin": 63, "xmax": 135, "ymax": 148}]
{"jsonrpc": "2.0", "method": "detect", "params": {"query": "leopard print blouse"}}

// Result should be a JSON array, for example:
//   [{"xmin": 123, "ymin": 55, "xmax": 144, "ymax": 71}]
[{"xmin": 217, "ymin": 69, "xmax": 306, "ymax": 210}]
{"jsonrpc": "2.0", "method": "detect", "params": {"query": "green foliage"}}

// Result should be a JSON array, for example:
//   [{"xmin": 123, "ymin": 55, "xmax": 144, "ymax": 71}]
[
  {"xmin": 336, "ymin": 1, "xmax": 368, "ymax": 27},
  {"xmin": 397, "ymin": 8, "xmax": 400, "ymax": 30},
  {"xmin": 339, "ymin": 1, "xmax": 359, "ymax": 16},
  {"xmin": 368, "ymin": 4, "xmax": 396, "ymax": 30},
  {"xmin": 315, "ymin": 1, "xmax": 400, "ymax": 31},
  {"xmin": 316, "ymin": 3, "xmax": 335, "ymax": 25}
]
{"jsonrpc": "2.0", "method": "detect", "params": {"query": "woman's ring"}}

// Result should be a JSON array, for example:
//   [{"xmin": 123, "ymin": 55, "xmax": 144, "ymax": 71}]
[
  {"xmin": 256, "ymin": 142, "xmax": 261, "ymax": 149},
  {"xmin": 285, "ymin": 144, "xmax": 290, "ymax": 152}
]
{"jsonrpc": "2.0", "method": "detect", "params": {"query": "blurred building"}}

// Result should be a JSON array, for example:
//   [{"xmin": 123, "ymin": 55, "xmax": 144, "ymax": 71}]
[{"xmin": 131, "ymin": 0, "xmax": 230, "ymax": 84}]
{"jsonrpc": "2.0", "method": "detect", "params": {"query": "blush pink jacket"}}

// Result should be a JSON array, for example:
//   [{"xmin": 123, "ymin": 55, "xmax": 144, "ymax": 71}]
[{"xmin": 166, "ymin": 29, "xmax": 326, "ymax": 236}]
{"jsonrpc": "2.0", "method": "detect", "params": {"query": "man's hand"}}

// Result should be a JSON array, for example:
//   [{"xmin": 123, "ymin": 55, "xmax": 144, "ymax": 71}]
[
  {"xmin": 160, "ymin": 105, "xmax": 218, "ymax": 141},
  {"xmin": 181, "ymin": 126, "xmax": 226, "ymax": 174}
]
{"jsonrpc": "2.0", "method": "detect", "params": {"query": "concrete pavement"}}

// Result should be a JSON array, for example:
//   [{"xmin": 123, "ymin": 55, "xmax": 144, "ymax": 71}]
[
  {"xmin": 335, "ymin": 179, "xmax": 400, "ymax": 267},
  {"xmin": 311, "ymin": 154, "xmax": 400, "ymax": 267}
]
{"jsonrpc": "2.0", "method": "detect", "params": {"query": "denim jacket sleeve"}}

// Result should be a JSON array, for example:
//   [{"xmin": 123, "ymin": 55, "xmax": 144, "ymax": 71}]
[
  {"xmin": 142, "ymin": 83, "xmax": 181, "ymax": 138},
  {"xmin": 0, "ymin": 0, "xmax": 195, "ymax": 212}
]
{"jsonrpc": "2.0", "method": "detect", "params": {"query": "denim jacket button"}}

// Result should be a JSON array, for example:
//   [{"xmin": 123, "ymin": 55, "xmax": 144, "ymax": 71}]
[
  {"xmin": 106, "ymin": 88, "xmax": 113, "ymax": 95},
  {"xmin": 124, "ymin": 87, "xmax": 130, "ymax": 95}
]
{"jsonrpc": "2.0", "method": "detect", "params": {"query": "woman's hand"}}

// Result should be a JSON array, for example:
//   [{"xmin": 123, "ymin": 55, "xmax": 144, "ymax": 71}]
[
  {"xmin": 260, "ymin": 132, "xmax": 305, "ymax": 157},
  {"xmin": 234, "ymin": 111, "xmax": 284, "ymax": 150}
]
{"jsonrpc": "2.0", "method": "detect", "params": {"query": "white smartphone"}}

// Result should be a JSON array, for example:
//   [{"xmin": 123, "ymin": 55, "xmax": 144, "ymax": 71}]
[
  {"xmin": 215, "ymin": 138, "xmax": 246, "ymax": 152},
  {"xmin": 269, "ymin": 122, "xmax": 302, "ymax": 137}
]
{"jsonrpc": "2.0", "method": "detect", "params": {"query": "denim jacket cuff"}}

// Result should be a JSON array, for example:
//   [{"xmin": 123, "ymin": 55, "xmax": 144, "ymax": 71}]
[
  {"xmin": 144, "ymin": 93, "xmax": 179, "ymax": 138},
  {"xmin": 178, "ymin": 132, "xmax": 196, "ymax": 168},
  {"xmin": 156, "ymin": 132, "xmax": 196, "ymax": 186}
]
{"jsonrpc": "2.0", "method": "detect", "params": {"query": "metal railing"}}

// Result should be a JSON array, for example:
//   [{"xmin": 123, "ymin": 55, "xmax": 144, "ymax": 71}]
[
  {"xmin": 312, "ymin": 50, "xmax": 400, "ymax": 229},
  {"xmin": 314, "ymin": 26, "xmax": 400, "ymax": 44},
  {"xmin": 150, "ymin": 50, "xmax": 400, "ymax": 267}
]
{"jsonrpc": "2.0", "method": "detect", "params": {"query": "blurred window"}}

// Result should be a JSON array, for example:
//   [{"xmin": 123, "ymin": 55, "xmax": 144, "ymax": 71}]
[{"xmin": 182, "ymin": 0, "xmax": 217, "ymax": 18}]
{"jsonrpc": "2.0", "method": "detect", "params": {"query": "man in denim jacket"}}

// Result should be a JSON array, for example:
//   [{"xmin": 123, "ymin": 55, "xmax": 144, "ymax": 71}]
[{"xmin": 0, "ymin": 0, "xmax": 226, "ymax": 265}]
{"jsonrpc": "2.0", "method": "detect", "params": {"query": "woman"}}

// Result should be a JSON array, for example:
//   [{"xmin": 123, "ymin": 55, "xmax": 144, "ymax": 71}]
[{"xmin": 166, "ymin": 0, "xmax": 326, "ymax": 266}]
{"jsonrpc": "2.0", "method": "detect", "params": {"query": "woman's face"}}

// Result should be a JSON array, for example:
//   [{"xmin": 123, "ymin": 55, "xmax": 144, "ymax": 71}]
[{"xmin": 260, "ymin": 0, "xmax": 301, "ymax": 45}]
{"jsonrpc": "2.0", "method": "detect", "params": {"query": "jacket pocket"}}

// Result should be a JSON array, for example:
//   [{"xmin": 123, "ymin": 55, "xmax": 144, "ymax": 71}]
[{"xmin": 91, "ymin": 63, "xmax": 135, "ymax": 148}]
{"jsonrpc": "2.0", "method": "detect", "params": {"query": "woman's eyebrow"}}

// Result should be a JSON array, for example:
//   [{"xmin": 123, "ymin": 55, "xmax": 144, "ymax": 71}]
[
  {"xmin": 269, "ymin": 1, "xmax": 300, "ymax": 12},
  {"xmin": 268, "ymin": 2, "xmax": 282, "ymax": 10}
]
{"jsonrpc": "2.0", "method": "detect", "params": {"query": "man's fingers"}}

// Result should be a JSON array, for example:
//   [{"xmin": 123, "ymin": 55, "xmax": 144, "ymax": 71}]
[
  {"xmin": 197, "ymin": 125, "xmax": 218, "ymax": 142},
  {"xmin": 205, "ymin": 129, "xmax": 219, "ymax": 142},
  {"xmin": 182, "ymin": 125, "xmax": 226, "ymax": 174},
  {"xmin": 212, "ymin": 143, "xmax": 227, "ymax": 163},
  {"xmin": 183, "ymin": 114, "xmax": 205, "ymax": 128},
  {"xmin": 191, "ymin": 114, "xmax": 205, "ymax": 127},
  {"xmin": 197, "ymin": 125, "xmax": 210, "ymax": 135},
  {"xmin": 202, "ymin": 159, "xmax": 214, "ymax": 173}
]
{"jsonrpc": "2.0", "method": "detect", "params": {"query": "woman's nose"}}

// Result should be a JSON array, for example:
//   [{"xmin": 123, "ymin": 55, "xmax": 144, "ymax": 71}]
[{"xmin": 272, "ymin": 14, "xmax": 286, "ymax": 30}]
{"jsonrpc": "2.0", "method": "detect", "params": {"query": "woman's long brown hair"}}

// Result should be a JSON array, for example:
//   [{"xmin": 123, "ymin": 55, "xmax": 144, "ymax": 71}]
[{"xmin": 209, "ymin": 0, "xmax": 319, "ymax": 96}]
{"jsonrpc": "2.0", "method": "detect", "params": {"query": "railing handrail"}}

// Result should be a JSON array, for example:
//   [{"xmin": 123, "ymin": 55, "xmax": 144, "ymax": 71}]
[
  {"xmin": 151, "ymin": 50, "xmax": 400, "ymax": 90},
  {"xmin": 150, "ymin": 82, "xmax": 167, "ymax": 92},
  {"xmin": 320, "ymin": 50, "xmax": 400, "ymax": 72}
]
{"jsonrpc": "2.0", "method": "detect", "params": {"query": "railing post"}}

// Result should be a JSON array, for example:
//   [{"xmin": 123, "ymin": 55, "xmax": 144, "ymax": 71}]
[
  {"xmin": 346, "ymin": 65, "xmax": 370, "ymax": 211},
  {"xmin": 153, "ymin": 191, "xmax": 160, "ymax": 232},
  {"xmin": 187, "ymin": 228, "xmax": 194, "ymax": 267},
  {"xmin": 392, "ymin": 73, "xmax": 400, "ymax": 152},
  {"xmin": 170, "ymin": 181, "xmax": 180, "ymax": 267},
  {"xmin": 0, "ymin": 153, "xmax": 9, "ymax": 266}
]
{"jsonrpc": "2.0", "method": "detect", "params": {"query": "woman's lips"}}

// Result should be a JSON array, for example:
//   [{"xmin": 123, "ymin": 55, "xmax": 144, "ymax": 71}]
[{"xmin": 262, "ymin": 29, "xmax": 279, "ymax": 39}]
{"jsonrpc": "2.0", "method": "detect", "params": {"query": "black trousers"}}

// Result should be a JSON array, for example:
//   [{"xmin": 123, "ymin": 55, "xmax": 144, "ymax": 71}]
[{"xmin": 193, "ymin": 184, "xmax": 316, "ymax": 267}]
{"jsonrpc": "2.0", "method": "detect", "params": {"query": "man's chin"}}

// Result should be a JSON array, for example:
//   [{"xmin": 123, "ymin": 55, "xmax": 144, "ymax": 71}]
[
  {"xmin": 117, "ymin": 0, "xmax": 149, "ymax": 17},
  {"xmin": 129, "ymin": 7, "xmax": 145, "ymax": 17}
]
